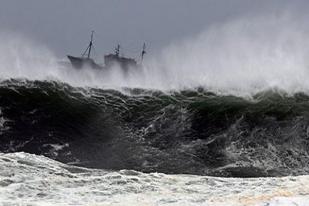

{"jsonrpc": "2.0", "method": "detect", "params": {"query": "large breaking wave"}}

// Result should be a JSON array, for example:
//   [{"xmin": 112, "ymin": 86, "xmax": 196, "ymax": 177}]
[
  {"xmin": 1, "ymin": 14, "xmax": 309, "ymax": 178},
  {"xmin": 1, "ymin": 79, "xmax": 309, "ymax": 177}
]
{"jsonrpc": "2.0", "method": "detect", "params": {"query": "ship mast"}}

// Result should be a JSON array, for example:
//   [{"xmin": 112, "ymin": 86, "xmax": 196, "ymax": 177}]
[
  {"xmin": 82, "ymin": 31, "xmax": 94, "ymax": 58},
  {"xmin": 141, "ymin": 43, "xmax": 146, "ymax": 62},
  {"xmin": 115, "ymin": 44, "xmax": 120, "ymax": 57},
  {"xmin": 88, "ymin": 31, "xmax": 94, "ymax": 58}
]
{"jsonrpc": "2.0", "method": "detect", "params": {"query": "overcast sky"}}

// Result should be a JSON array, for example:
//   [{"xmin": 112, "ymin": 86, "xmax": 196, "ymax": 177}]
[{"xmin": 0, "ymin": 0, "xmax": 308, "ymax": 58}]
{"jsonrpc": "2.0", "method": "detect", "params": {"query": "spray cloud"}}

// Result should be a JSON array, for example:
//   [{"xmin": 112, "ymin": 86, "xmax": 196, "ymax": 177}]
[{"xmin": 1, "ymin": 13, "xmax": 309, "ymax": 96}]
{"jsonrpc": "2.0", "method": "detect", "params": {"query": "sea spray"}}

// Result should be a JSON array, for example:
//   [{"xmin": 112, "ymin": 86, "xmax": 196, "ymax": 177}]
[
  {"xmin": 1, "ymin": 14, "xmax": 309, "ymax": 95},
  {"xmin": 147, "ymin": 14, "xmax": 309, "ymax": 94}
]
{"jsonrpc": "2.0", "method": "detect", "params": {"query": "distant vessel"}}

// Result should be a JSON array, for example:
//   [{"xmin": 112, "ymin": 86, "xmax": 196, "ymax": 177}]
[{"xmin": 67, "ymin": 31, "xmax": 146, "ymax": 71}]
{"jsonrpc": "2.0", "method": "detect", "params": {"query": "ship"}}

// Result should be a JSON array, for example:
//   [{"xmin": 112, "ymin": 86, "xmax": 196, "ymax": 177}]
[{"xmin": 67, "ymin": 31, "xmax": 146, "ymax": 71}]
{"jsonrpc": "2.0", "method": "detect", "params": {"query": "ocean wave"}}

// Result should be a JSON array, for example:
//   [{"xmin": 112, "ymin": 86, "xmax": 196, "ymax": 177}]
[
  {"xmin": 0, "ymin": 152, "xmax": 308, "ymax": 206},
  {"xmin": 1, "ymin": 79, "xmax": 309, "ymax": 177}
]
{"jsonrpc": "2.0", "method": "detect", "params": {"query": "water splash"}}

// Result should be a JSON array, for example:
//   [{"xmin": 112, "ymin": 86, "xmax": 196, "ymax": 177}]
[
  {"xmin": 0, "ymin": 152, "xmax": 309, "ymax": 206},
  {"xmin": 147, "ymin": 14, "xmax": 309, "ymax": 95},
  {"xmin": 1, "ymin": 14, "xmax": 309, "ymax": 96}
]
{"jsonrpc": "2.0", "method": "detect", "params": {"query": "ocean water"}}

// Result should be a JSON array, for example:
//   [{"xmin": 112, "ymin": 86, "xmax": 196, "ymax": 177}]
[
  {"xmin": 0, "ymin": 152, "xmax": 308, "ymax": 206},
  {"xmin": 0, "ymin": 80, "xmax": 309, "ymax": 205},
  {"xmin": 1, "ymin": 14, "xmax": 309, "ymax": 205}
]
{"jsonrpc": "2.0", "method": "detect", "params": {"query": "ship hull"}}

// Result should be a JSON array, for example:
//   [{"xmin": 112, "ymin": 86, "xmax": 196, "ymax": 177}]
[{"xmin": 67, "ymin": 55, "xmax": 103, "ymax": 70}]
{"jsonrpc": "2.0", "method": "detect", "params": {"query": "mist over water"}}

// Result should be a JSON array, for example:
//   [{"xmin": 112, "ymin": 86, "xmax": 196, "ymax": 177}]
[
  {"xmin": 157, "ymin": 15, "xmax": 309, "ymax": 94},
  {"xmin": 3, "ymin": 12, "xmax": 309, "ymax": 205},
  {"xmin": 1, "ymin": 14, "xmax": 309, "ymax": 95}
]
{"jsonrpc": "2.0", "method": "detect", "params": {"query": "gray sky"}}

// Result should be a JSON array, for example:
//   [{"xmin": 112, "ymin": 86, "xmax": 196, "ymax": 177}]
[{"xmin": 0, "ymin": 0, "xmax": 308, "ymax": 58}]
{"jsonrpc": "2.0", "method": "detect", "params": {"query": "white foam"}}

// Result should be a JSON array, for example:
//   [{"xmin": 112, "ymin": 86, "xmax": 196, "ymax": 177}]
[{"xmin": 0, "ymin": 152, "xmax": 308, "ymax": 206}]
